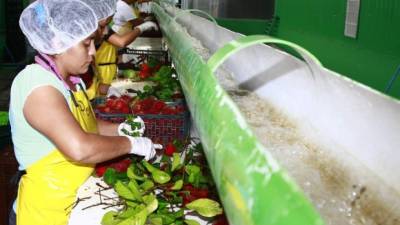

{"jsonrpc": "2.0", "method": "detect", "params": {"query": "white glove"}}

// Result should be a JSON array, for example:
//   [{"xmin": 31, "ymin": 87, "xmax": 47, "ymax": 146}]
[
  {"xmin": 136, "ymin": 21, "xmax": 158, "ymax": 34},
  {"xmin": 107, "ymin": 86, "xmax": 122, "ymax": 97},
  {"xmin": 125, "ymin": 136, "xmax": 163, "ymax": 160},
  {"xmin": 143, "ymin": 16, "xmax": 154, "ymax": 22},
  {"xmin": 118, "ymin": 116, "xmax": 145, "ymax": 137}
]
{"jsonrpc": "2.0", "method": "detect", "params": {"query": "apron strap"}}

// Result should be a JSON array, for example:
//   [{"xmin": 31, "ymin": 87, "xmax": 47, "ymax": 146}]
[
  {"xmin": 68, "ymin": 90, "xmax": 79, "ymax": 108},
  {"xmin": 78, "ymin": 83, "xmax": 90, "ymax": 101},
  {"xmin": 35, "ymin": 54, "xmax": 81, "ymax": 108},
  {"xmin": 36, "ymin": 54, "xmax": 70, "ymax": 90},
  {"xmin": 98, "ymin": 62, "xmax": 117, "ymax": 66},
  {"xmin": 10, "ymin": 170, "xmax": 26, "ymax": 187}
]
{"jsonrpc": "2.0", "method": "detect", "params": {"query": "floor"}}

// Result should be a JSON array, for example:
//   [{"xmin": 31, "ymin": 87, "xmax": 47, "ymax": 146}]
[{"xmin": 0, "ymin": 143, "xmax": 17, "ymax": 225}]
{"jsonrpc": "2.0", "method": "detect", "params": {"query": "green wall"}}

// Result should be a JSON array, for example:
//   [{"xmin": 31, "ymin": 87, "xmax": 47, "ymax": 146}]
[
  {"xmin": 218, "ymin": 19, "xmax": 269, "ymax": 36},
  {"xmin": 217, "ymin": 0, "xmax": 400, "ymax": 99}
]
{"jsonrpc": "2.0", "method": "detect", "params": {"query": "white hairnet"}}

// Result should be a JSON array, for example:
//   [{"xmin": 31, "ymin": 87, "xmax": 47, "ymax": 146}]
[
  {"xmin": 19, "ymin": 0, "xmax": 98, "ymax": 55},
  {"xmin": 80, "ymin": 0, "xmax": 117, "ymax": 21}
]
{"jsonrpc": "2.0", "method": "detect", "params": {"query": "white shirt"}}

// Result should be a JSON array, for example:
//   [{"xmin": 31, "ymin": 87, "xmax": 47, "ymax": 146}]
[
  {"xmin": 137, "ymin": 2, "xmax": 151, "ymax": 14},
  {"xmin": 112, "ymin": 0, "xmax": 137, "ymax": 32}
]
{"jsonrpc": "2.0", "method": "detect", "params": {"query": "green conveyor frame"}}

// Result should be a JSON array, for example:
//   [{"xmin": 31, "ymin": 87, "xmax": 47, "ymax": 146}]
[{"xmin": 152, "ymin": 3, "xmax": 324, "ymax": 225}]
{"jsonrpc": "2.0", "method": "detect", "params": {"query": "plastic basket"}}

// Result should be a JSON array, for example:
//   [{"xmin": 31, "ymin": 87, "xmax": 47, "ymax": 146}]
[
  {"xmin": 92, "ymin": 98, "xmax": 190, "ymax": 146},
  {"xmin": 118, "ymin": 48, "xmax": 170, "ymax": 70}
]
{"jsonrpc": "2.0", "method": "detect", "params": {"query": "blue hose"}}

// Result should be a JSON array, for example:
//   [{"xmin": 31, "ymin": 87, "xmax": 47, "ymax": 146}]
[{"xmin": 385, "ymin": 65, "xmax": 400, "ymax": 94}]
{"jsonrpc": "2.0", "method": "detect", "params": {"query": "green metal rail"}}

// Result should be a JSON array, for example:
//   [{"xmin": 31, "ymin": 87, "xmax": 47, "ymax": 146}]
[{"xmin": 152, "ymin": 3, "xmax": 324, "ymax": 225}]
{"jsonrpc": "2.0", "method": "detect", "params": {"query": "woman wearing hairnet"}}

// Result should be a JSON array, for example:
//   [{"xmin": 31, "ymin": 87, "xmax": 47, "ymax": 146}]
[
  {"xmin": 80, "ymin": 0, "xmax": 158, "ymax": 98},
  {"xmin": 8, "ymin": 0, "xmax": 161, "ymax": 224}
]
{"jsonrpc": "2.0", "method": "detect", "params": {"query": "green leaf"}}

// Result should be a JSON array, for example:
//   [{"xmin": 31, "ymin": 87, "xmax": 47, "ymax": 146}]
[
  {"xmin": 151, "ymin": 171, "xmax": 171, "ymax": 184},
  {"xmin": 104, "ymin": 168, "xmax": 118, "ymax": 186},
  {"xmin": 161, "ymin": 155, "xmax": 169, "ymax": 163},
  {"xmin": 164, "ymin": 191, "xmax": 182, "ymax": 204},
  {"xmin": 170, "ymin": 179, "xmax": 183, "ymax": 190},
  {"xmin": 127, "ymin": 165, "xmax": 136, "ymax": 180},
  {"xmin": 128, "ymin": 180, "xmax": 143, "ymax": 201},
  {"xmin": 115, "ymin": 172, "xmax": 129, "ymax": 181},
  {"xmin": 142, "ymin": 161, "xmax": 171, "ymax": 184},
  {"xmin": 122, "ymin": 69, "xmax": 137, "ymax": 79},
  {"xmin": 142, "ymin": 161, "xmax": 157, "ymax": 173},
  {"xmin": 140, "ymin": 180, "xmax": 154, "ymax": 191},
  {"xmin": 101, "ymin": 211, "xmax": 121, "ymax": 225},
  {"xmin": 185, "ymin": 198, "xmax": 223, "ymax": 217},
  {"xmin": 185, "ymin": 165, "xmax": 201, "ymax": 186},
  {"xmin": 184, "ymin": 220, "xmax": 200, "ymax": 225},
  {"xmin": 118, "ymin": 207, "xmax": 137, "ymax": 219},
  {"xmin": 128, "ymin": 178, "xmax": 140, "ymax": 189},
  {"xmin": 157, "ymin": 214, "xmax": 176, "ymax": 224},
  {"xmin": 148, "ymin": 215, "xmax": 163, "ymax": 225},
  {"xmin": 143, "ymin": 194, "xmax": 158, "ymax": 214},
  {"xmin": 143, "ymin": 85, "xmax": 152, "ymax": 91},
  {"xmin": 116, "ymin": 206, "xmax": 147, "ymax": 225},
  {"xmin": 126, "ymin": 200, "xmax": 138, "ymax": 208},
  {"xmin": 171, "ymin": 153, "xmax": 181, "ymax": 172},
  {"xmin": 114, "ymin": 180, "xmax": 135, "ymax": 201},
  {"xmin": 158, "ymin": 200, "xmax": 169, "ymax": 210},
  {"xmin": 127, "ymin": 164, "xmax": 148, "ymax": 181},
  {"xmin": 172, "ymin": 139, "xmax": 184, "ymax": 151},
  {"xmin": 185, "ymin": 165, "xmax": 201, "ymax": 176},
  {"xmin": 172, "ymin": 209, "xmax": 184, "ymax": 219},
  {"xmin": 152, "ymin": 170, "xmax": 171, "ymax": 184},
  {"xmin": 147, "ymin": 57, "xmax": 160, "ymax": 68}
]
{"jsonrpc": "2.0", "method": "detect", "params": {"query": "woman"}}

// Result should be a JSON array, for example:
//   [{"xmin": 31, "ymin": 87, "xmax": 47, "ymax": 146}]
[
  {"xmin": 112, "ymin": 0, "xmax": 141, "ymax": 34},
  {"xmin": 81, "ymin": 0, "xmax": 158, "ymax": 98},
  {"xmin": 9, "ymin": 0, "xmax": 161, "ymax": 224}
]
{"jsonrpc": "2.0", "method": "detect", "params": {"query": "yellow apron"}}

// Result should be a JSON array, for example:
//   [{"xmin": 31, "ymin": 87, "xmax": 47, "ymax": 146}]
[
  {"xmin": 17, "ymin": 84, "xmax": 98, "ymax": 225},
  {"xmin": 134, "ymin": 6, "xmax": 140, "ymax": 18},
  {"xmin": 95, "ymin": 41, "xmax": 117, "ymax": 86}
]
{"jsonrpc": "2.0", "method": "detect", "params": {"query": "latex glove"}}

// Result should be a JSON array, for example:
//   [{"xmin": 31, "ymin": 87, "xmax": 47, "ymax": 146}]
[
  {"xmin": 106, "ymin": 86, "xmax": 122, "ymax": 97},
  {"xmin": 118, "ymin": 116, "xmax": 145, "ymax": 137},
  {"xmin": 126, "ymin": 136, "xmax": 163, "ymax": 160},
  {"xmin": 136, "ymin": 21, "xmax": 158, "ymax": 34}
]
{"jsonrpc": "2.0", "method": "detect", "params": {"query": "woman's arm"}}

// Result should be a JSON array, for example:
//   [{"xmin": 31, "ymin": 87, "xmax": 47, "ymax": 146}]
[
  {"xmin": 97, "ymin": 118, "xmax": 119, "ymax": 136},
  {"xmin": 107, "ymin": 28, "xmax": 141, "ymax": 48},
  {"xmin": 23, "ymin": 85, "xmax": 130, "ymax": 163}
]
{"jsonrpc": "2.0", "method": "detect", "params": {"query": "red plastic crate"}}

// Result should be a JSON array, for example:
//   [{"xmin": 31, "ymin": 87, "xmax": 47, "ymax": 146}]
[{"xmin": 92, "ymin": 98, "xmax": 190, "ymax": 146}]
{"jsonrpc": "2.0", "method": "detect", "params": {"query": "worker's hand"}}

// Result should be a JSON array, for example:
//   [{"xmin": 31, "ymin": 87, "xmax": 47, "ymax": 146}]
[
  {"xmin": 136, "ymin": 21, "xmax": 158, "ymax": 33},
  {"xmin": 107, "ymin": 86, "xmax": 124, "ymax": 98},
  {"xmin": 143, "ymin": 16, "xmax": 154, "ymax": 22},
  {"xmin": 118, "ymin": 116, "xmax": 145, "ymax": 137},
  {"xmin": 125, "ymin": 136, "xmax": 162, "ymax": 160}
]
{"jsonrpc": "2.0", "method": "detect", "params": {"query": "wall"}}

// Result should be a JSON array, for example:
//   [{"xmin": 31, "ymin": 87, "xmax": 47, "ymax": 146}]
[
  {"xmin": 217, "ymin": 19, "xmax": 268, "ymax": 36},
  {"xmin": 0, "ymin": 0, "xmax": 5, "ymax": 61},
  {"xmin": 275, "ymin": 0, "xmax": 400, "ymax": 99},
  {"xmin": 216, "ymin": 0, "xmax": 400, "ymax": 99},
  {"xmin": 181, "ymin": 0, "xmax": 274, "ymax": 19}
]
